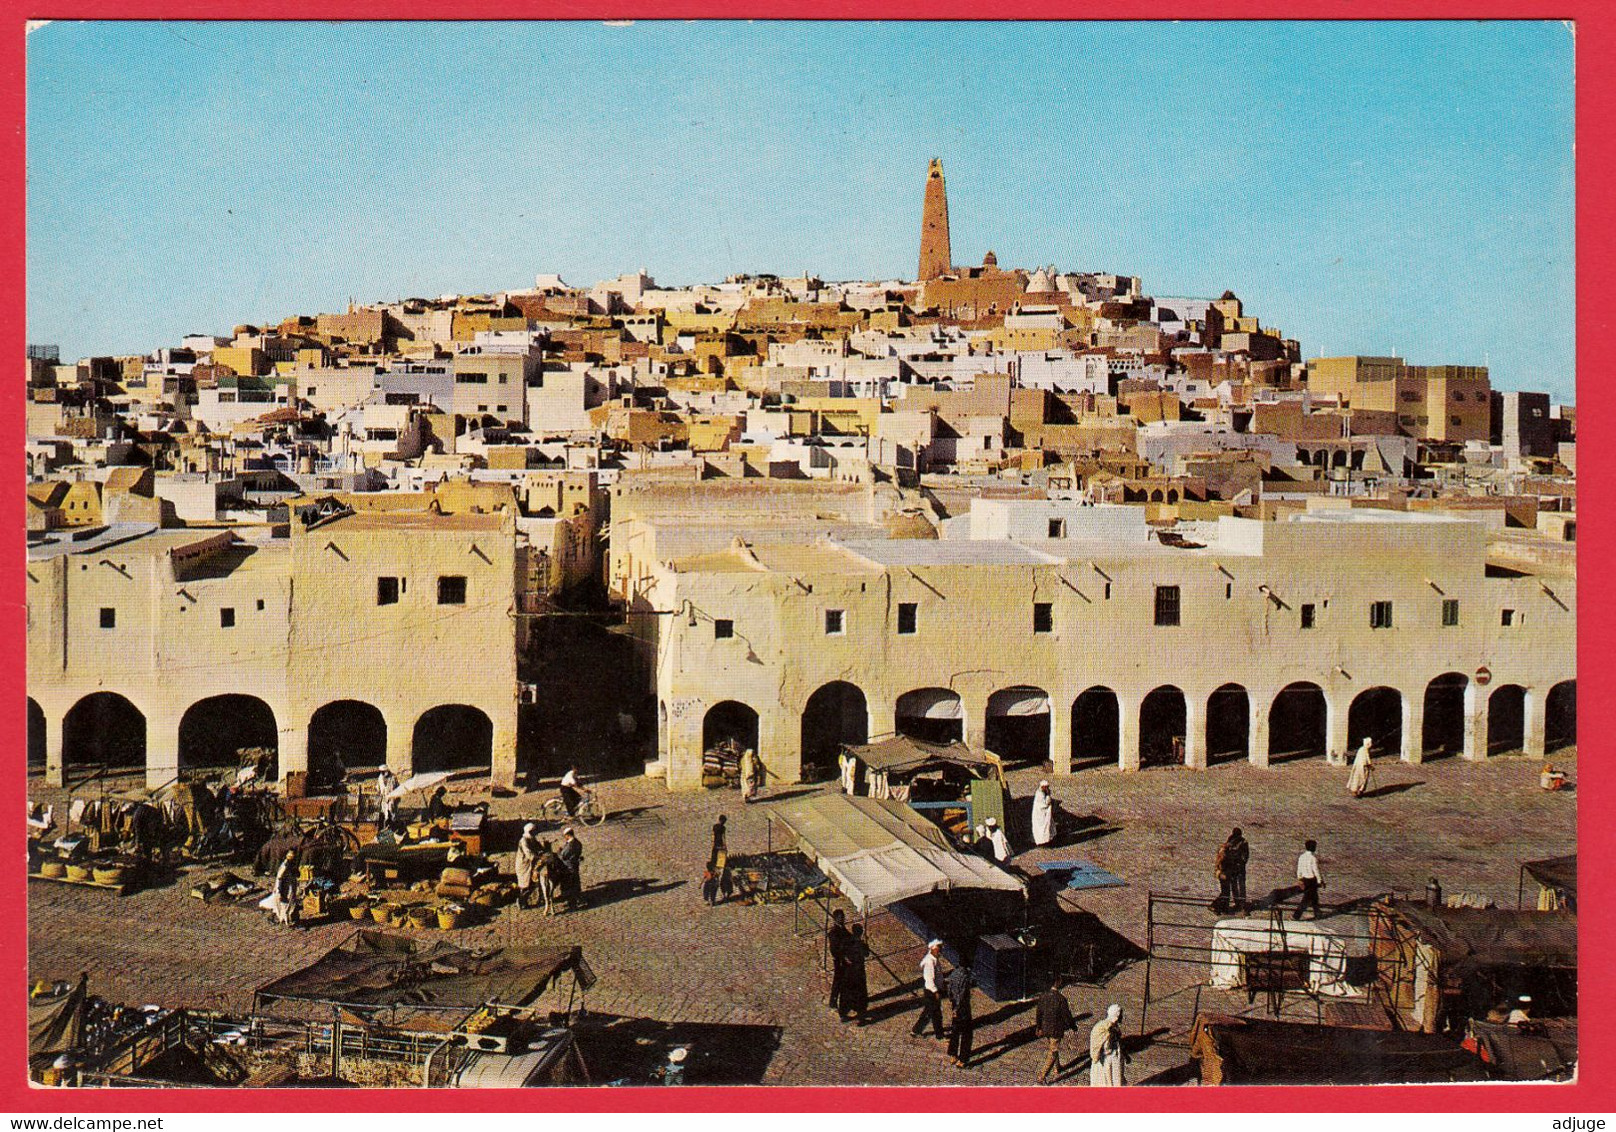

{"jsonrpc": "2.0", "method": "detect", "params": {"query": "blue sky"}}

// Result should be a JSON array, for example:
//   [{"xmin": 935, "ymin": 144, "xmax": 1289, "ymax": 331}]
[{"xmin": 27, "ymin": 21, "xmax": 1575, "ymax": 399}]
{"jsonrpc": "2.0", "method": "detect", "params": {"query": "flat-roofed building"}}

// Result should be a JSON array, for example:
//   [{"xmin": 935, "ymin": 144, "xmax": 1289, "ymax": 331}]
[{"xmin": 623, "ymin": 501, "xmax": 1574, "ymax": 790}]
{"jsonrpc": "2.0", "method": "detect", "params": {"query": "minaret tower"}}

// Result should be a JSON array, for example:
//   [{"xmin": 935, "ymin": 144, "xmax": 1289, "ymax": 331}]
[{"xmin": 918, "ymin": 158, "xmax": 952, "ymax": 281}]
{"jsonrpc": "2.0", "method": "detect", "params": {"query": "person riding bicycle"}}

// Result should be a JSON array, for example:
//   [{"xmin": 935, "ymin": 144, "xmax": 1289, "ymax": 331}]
[{"xmin": 559, "ymin": 768, "xmax": 582, "ymax": 818}]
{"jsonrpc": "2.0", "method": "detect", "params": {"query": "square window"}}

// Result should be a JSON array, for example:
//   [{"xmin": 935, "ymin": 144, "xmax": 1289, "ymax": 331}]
[
  {"xmin": 897, "ymin": 602, "xmax": 918, "ymax": 634},
  {"xmin": 1104, "ymin": 582, "xmax": 1111, "ymax": 601},
  {"xmin": 256, "ymin": 599, "xmax": 265, "ymax": 611},
  {"xmin": 1047, "ymin": 518, "xmax": 1067, "ymax": 538},
  {"xmin": 99, "ymin": 607, "xmax": 115, "ymax": 629},
  {"xmin": 1154, "ymin": 586, "xmax": 1181, "ymax": 627},
  {"xmin": 714, "ymin": 619, "xmax": 734, "ymax": 639},
  {"xmin": 1300, "ymin": 602, "xmax": 1316, "ymax": 629},
  {"xmin": 1033, "ymin": 602, "xmax": 1053, "ymax": 634},
  {"xmin": 1501, "ymin": 608, "xmax": 1515, "ymax": 627},
  {"xmin": 378, "ymin": 577, "xmax": 400, "ymax": 605},
  {"xmin": 1442, "ymin": 599, "xmax": 1459, "ymax": 627},
  {"xmin": 220, "ymin": 607, "xmax": 236, "ymax": 628},
  {"xmin": 825, "ymin": 609, "xmax": 845, "ymax": 635},
  {"xmin": 1370, "ymin": 600, "xmax": 1394, "ymax": 629},
  {"xmin": 438, "ymin": 575, "xmax": 467, "ymax": 605}
]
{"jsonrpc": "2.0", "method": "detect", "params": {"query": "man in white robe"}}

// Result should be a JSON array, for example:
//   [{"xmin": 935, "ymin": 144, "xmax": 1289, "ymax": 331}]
[
  {"xmin": 986, "ymin": 817, "xmax": 1011, "ymax": 862},
  {"xmin": 1089, "ymin": 1003, "xmax": 1126, "ymax": 1086},
  {"xmin": 515, "ymin": 823, "xmax": 541, "ymax": 908},
  {"xmin": 1346, "ymin": 737, "xmax": 1374, "ymax": 798},
  {"xmin": 1031, "ymin": 781, "xmax": 1056, "ymax": 846}
]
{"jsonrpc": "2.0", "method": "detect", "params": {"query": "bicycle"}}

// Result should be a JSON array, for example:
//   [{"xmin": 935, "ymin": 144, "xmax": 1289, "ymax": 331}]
[{"xmin": 542, "ymin": 787, "xmax": 607, "ymax": 826}]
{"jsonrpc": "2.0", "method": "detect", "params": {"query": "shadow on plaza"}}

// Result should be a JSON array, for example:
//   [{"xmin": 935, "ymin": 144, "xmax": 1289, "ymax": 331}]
[
  {"xmin": 580, "ymin": 876, "xmax": 686, "ymax": 910},
  {"xmin": 573, "ymin": 1013, "xmax": 783, "ymax": 1085}
]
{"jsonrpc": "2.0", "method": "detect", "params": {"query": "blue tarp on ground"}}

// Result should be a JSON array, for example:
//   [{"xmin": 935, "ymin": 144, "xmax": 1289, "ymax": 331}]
[{"xmin": 1038, "ymin": 860, "xmax": 1126, "ymax": 891}]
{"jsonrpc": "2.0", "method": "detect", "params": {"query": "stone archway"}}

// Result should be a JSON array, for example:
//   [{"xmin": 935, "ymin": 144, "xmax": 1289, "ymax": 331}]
[
  {"xmin": 1071, "ymin": 687, "xmax": 1119, "ymax": 771},
  {"xmin": 1545, "ymin": 681, "xmax": 1576, "ymax": 752},
  {"xmin": 1422, "ymin": 673, "xmax": 1468, "ymax": 760},
  {"xmin": 1139, "ymin": 686, "xmax": 1187, "ymax": 768},
  {"xmin": 896, "ymin": 688, "xmax": 964, "ymax": 745},
  {"xmin": 179, "ymin": 695, "xmax": 279, "ymax": 775},
  {"xmin": 1268, "ymin": 682, "xmax": 1327, "ymax": 763},
  {"xmin": 1488, "ymin": 685, "xmax": 1527, "ymax": 756},
  {"xmin": 27, "ymin": 697, "xmax": 46, "ymax": 771},
  {"xmin": 985, "ymin": 685, "xmax": 1052, "ymax": 768},
  {"xmin": 412, "ymin": 705, "xmax": 494, "ymax": 774},
  {"xmin": 62, "ymin": 692, "xmax": 147, "ymax": 773},
  {"xmin": 1205, "ymin": 684, "xmax": 1249, "ymax": 765},
  {"xmin": 801, "ymin": 682, "xmax": 868, "ymax": 784},
  {"xmin": 702, "ymin": 700, "xmax": 760, "ymax": 759},
  {"xmin": 309, "ymin": 700, "xmax": 388, "ymax": 776},
  {"xmin": 1348, "ymin": 686, "xmax": 1403, "ymax": 757}
]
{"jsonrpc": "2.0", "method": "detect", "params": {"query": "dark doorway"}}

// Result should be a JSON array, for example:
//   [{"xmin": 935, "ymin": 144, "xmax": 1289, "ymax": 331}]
[
  {"xmin": 309, "ymin": 700, "xmax": 388, "ymax": 777},
  {"xmin": 801, "ymin": 682, "xmax": 867, "ymax": 783},
  {"xmin": 895, "ymin": 688, "xmax": 964, "ymax": 745},
  {"xmin": 702, "ymin": 701, "xmax": 760, "ymax": 757},
  {"xmin": 1205, "ymin": 684, "xmax": 1250, "ymax": 765},
  {"xmin": 1268, "ymin": 682, "xmax": 1327, "ymax": 763},
  {"xmin": 1488, "ymin": 685, "xmax": 1527, "ymax": 755},
  {"xmin": 62, "ymin": 692, "xmax": 147, "ymax": 774},
  {"xmin": 1139, "ymin": 686, "xmax": 1187, "ymax": 768},
  {"xmin": 179, "ymin": 695, "xmax": 279, "ymax": 775},
  {"xmin": 985, "ymin": 686, "xmax": 1051, "ymax": 769},
  {"xmin": 1348, "ymin": 687, "xmax": 1403, "ymax": 757},
  {"xmin": 27, "ymin": 698, "xmax": 46, "ymax": 771},
  {"xmin": 1421, "ymin": 674, "xmax": 1467, "ymax": 760},
  {"xmin": 1545, "ymin": 681, "xmax": 1576, "ymax": 752},
  {"xmin": 1071, "ymin": 687, "xmax": 1119, "ymax": 771},
  {"xmin": 412, "ymin": 705, "xmax": 493, "ymax": 774}
]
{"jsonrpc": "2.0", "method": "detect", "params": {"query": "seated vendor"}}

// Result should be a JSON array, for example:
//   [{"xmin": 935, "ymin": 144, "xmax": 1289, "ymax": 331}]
[{"xmin": 1540, "ymin": 765, "xmax": 1568, "ymax": 791}]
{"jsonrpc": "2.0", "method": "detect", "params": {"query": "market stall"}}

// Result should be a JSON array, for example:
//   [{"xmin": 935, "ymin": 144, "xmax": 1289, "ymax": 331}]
[
  {"xmin": 842, "ymin": 736, "xmax": 1006, "ymax": 841},
  {"xmin": 1518, "ymin": 854, "xmax": 1576, "ymax": 912},
  {"xmin": 1369, "ymin": 900, "xmax": 1578, "ymax": 1034},
  {"xmin": 1189, "ymin": 1013, "xmax": 1489, "ymax": 1085},
  {"xmin": 1207, "ymin": 915, "xmax": 1372, "ymax": 999}
]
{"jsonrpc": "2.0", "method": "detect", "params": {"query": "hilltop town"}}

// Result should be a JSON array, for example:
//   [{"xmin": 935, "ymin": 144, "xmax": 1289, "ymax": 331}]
[{"xmin": 25, "ymin": 160, "xmax": 1577, "ymax": 1088}]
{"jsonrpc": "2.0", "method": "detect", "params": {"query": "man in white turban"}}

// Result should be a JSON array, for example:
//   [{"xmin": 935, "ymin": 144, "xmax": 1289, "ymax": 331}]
[
  {"xmin": 986, "ymin": 817, "xmax": 1011, "ymax": 862},
  {"xmin": 1031, "ymin": 781, "xmax": 1056, "ymax": 847},
  {"xmin": 1089, "ymin": 1003, "xmax": 1127, "ymax": 1086}
]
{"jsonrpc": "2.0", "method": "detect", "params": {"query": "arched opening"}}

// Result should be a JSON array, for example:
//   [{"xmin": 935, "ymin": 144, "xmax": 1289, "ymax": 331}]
[
  {"xmin": 1269, "ymin": 683, "xmax": 1327, "ymax": 763},
  {"xmin": 179, "ymin": 695, "xmax": 279, "ymax": 776},
  {"xmin": 1150, "ymin": 489, "xmax": 1164, "ymax": 503},
  {"xmin": 1545, "ymin": 681, "xmax": 1576, "ymax": 752},
  {"xmin": 1348, "ymin": 686, "xmax": 1403, "ymax": 757},
  {"xmin": 985, "ymin": 685, "xmax": 1051, "ymax": 769},
  {"xmin": 27, "ymin": 698, "xmax": 46, "ymax": 771},
  {"xmin": 1488, "ymin": 685, "xmax": 1527, "ymax": 756},
  {"xmin": 895, "ymin": 688, "xmax": 964, "ymax": 745},
  {"xmin": 62, "ymin": 693, "xmax": 147, "ymax": 774},
  {"xmin": 801, "ymin": 682, "xmax": 868, "ymax": 784},
  {"xmin": 702, "ymin": 700, "xmax": 760, "ymax": 759},
  {"xmin": 1332, "ymin": 450, "xmax": 1348, "ymax": 468},
  {"xmin": 1071, "ymin": 687, "xmax": 1119, "ymax": 771},
  {"xmin": 1205, "ymin": 684, "xmax": 1249, "ymax": 765},
  {"xmin": 412, "ymin": 705, "xmax": 494, "ymax": 774},
  {"xmin": 1422, "ymin": 673, "xmax": 1468, "ymax": 760},
  {"xmin": 1139, "ymin": 686, "xmax": 1187, "ymax": 768},
  {"xmin": 309, "ymin": 700, "xmax": 387, "ymax": 783}
]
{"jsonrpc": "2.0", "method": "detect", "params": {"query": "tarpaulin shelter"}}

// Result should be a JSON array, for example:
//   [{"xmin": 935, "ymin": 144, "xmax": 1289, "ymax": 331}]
[
  {"xmin": 1189, "ymin": 1013, "xmax": 1489, "ymax": 1085},
  {"xmin": 766, "ymin": 794, "xmax": 1024, "ymax": 915},
  {"xmin": 253, "ymin": 930, "xmax": 593, "ymax": 1030},
  {"xmin": 1208, "ymin": 915, "xmax": 1371, "ymax": 998},
  {"xmin": 1467, "ymin": 1017, "xmax": 1577, "ymax": 1081},
  {"xmin": 844, "ymin": 735, "xmax": 1005, "ymax": 834},
  {"xmin": 28, "ymin": 976, "xmax": 88, "ymax": 1058},
  {"xmin": 1519, "ymin": 854, "xmax": 1577, "ymax": 912},
  {"xmin": 1369, "ymin": 901, "xmax": 1577, "ymax": 1033}
]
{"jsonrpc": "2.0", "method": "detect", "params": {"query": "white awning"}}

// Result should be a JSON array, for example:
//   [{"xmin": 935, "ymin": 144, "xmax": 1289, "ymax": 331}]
[
  {"xmin": 988, "ymin": 688, "xmax": 1051, "ymax": 717},
  {"xmin": 766, "ymin": 794, "xmax": 1025, "ymax": 915},
  {"xmin": 896, "ymin": 688, "xmax": 964, "ymax": 720}
]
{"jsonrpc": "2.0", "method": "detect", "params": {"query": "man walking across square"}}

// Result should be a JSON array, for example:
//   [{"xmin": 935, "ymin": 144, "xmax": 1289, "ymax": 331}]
[
  {"xmin": 1295, "ymin": 838, "xmax": 1323, "ymax": 920},
  {"xmin": 910, "ymin": 940, "xmax": 946, "ymax": 1040}
]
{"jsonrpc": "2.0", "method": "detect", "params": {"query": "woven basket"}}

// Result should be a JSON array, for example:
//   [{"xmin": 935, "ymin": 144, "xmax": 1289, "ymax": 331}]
[
  {"xmin": 348, "ymin": 902, "xmax": 371, "ymax": 920},
  {"xmin": 92, "ymin": 867, "xmax": 126, "ymax": 886},
  {"xmin": 370, "ymin": 903, "xmax": 396, "ymax": 924},
  {"xmin": 40, "ymin": 860, "xmax": 67, "ymax": 879},
  {"xmin": 437, "ymin": 908, "xmax": 465, "ymax": 930},
  {"xmin": 65, "ymin": 864, "xmax": 92, "ymax": 883},
  {"xmin": 407, "ymin": 906, "xmax": 437, "ymax": 928}
]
